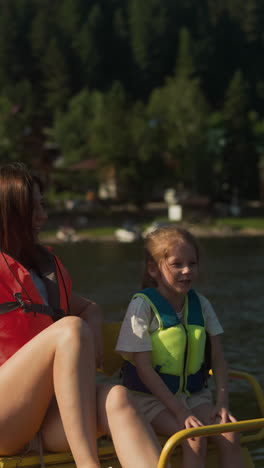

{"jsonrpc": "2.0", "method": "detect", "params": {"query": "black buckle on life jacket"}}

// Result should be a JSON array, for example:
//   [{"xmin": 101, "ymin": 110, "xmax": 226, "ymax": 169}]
[
  {"xmin": 14, "ymin": 292, "xmax": 26, "ymax": 309},
  {"xmin": 13, "ymin": 292, "xmax": 64, "ymax": 322}
]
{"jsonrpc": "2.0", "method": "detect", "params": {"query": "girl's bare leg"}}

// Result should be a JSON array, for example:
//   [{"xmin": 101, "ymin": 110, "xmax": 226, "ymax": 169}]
[
  {"xmin": 152, "ymin": 409, "xmax": 207, "ymax": 468},
  {"xmin": 96, "ymin": 384, "xmax": 161, "ymax": 468},
  {"xmin": 151, "ymin": 408, "xmax": 179, "ymax": 436},
  {"xmin": 194, "ymin": 404, "xmax": 243, "ymax": 468},
  {"xmin": 42, "ymin": 384, "xmax": 162, "ymax": 468},
  {"xmin": 0, "ymin": 316, "xmax": 100, "ymax": 468},
  {"xmin": 210, "ymin": 431, "xmax": 243, "ymax": 468}
]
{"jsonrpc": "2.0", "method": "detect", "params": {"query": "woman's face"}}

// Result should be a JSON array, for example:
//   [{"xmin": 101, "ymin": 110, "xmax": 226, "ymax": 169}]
[{"xmin": 32, "ymin": 183, "xmax": 47, "ymax": 238}]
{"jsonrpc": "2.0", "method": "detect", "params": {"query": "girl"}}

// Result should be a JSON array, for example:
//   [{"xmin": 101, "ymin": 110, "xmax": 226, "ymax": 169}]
[
  {"xmin": 116, "ymin": 225, "xmax": 243, "ymax": 468},
  {"xmin": 0, "ymin": 162, "xmax": 161, "ymax": 468}
]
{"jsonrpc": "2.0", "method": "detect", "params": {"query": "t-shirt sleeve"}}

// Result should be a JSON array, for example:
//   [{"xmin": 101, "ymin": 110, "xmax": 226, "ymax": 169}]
[
  {"xmin": 198, "ymin": 293, "xmax": 224, "ymax": 336},
  {"xmin": 115, "ymin": 296, "xmax": 153, "ymax": 359}
]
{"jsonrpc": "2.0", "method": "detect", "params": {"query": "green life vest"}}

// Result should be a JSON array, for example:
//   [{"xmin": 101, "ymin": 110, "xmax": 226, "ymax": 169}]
[{"xmin": 122, "ymin": 288, "xmax": 207, "ymax": 395}]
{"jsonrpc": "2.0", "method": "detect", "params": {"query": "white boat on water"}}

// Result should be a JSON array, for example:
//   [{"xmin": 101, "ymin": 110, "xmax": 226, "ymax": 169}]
[{"xmin": 115, "ymin": 223, "xmax": 141, "ymax": 243}]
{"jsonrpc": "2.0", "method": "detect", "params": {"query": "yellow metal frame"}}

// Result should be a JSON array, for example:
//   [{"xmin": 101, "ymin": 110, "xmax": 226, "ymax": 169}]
[
  {"xmin": 157, "ymin": 418, "xmax": 264, "ymax": 468},
  {"xmin": 0, "ymin": 320, "xmax": 263, "ymax": 468},
  {"xmin": 157, "ymin": 369, "xmax": 264, "ymax": 468},
  {"xmin": 228, "ymin": 370, "xmax": 264, "ymax": 442}
]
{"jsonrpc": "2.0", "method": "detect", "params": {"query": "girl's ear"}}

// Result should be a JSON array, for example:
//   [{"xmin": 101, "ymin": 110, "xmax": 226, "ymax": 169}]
[{"xmin": 147, "ymin": 260, "xmax": 159, "ymax": 279}]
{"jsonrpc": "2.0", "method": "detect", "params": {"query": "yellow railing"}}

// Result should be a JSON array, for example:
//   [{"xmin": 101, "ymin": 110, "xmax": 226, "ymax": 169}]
[
  {"xmin": 157, "ymin": 370, "xmax": 264, "ymax": 468},
  {"xmin": 157, "ymin": 418, "xmax": 264, "ymax": 468},
  {"xmin": 227, "ymin": 370, "xmax": 264, "ymax": 443}
]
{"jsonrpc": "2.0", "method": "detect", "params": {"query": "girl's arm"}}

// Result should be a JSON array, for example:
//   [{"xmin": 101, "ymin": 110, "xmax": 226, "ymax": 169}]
[
  {"xmin": 69, "ymin": 292, "xmax": 104, "ymax": 369},
  {"xmin": 210, "ymin": 334, "xmax": 237, "ymax": 423},
  {"xmin": 134, "ymin": 351, "xmax": 203, "ymax": 429}
]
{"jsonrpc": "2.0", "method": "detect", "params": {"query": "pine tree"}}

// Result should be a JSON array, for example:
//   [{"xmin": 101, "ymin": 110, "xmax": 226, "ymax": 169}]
[
  {"xmin": 128, "ymin": 0, "xmax": 170, "ymax": 96},
  {"xmin": 242, "ymin": 0, "xmax": 259, "ymax": 42},
  {"xmin": 175, "ymin": 27, "xmax": 195, "ymax": 78},
  {"xmin": 148, "ymin": 27, "xmax": 209, "ymax": 193},
  {"xmin": 51, "ymin": 89, "xmax": 95, "ymax": 166},
  {"xmin": 75, "ymin": 4, "xmax": 104, "ymax": 88},
  {"xmin": 43, "ymin": 38, "xmax": 70, "ymax": 113},
  {"xmin": 223, "ymin": 69, "xmax": 259, "ymax": 199},
  {"xmin": 0, "ymin": 2, "xmax": 18, "ymax": 88}
]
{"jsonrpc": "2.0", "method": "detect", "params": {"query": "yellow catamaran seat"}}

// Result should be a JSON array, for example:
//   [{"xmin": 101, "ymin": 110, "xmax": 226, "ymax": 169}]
[{"xmin": 0, "ymin": 322, "xmax": 263, "ymax": 468}]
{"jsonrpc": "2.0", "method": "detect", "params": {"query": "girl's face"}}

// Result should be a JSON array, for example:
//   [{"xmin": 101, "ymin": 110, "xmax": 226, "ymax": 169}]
[
  {"xmin": 148, "ymin": 241, "xmax": 198, "ymax": 298},
  {"xmin": 32, "ymin": 183, "xmax": 47, "ymax": 238}
]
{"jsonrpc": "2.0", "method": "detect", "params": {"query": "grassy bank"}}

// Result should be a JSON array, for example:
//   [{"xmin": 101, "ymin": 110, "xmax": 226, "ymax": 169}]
[{"xmin": 39, "ymin": 217, "xmax": 264, "ymax": 242}]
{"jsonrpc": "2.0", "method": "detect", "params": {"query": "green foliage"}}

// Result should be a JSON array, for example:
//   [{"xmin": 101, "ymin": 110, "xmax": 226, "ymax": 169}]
[
  {"xmin": 148, "ymin": 28, "xmax": 209, "ymax": 191},
  {"xmin": 56, "ymin": 0, "xmax": 81, "ymax": 38},
  {"xmin": 43, "ymin": 38, "xmax": 70, "ymax": 112},
  {"xmin": 1, "ymin": 0, "xmax": 264, "ymax": 201},
  {"xmin": 0, "ymin": 2, "xmax": 18, "ymax": 87},
  {"xmin": 50, "ymin": 89, "xmax": 98, "ymax": 166},
  {"xmin": 0, "ymin": 95, "xmax": 26, "ymax": 162},
  {"xmin": 129, "ymin": 0, "xmax": 170, "ymax": 93},
  {"xmin": 175, "ymin": 27, "xmax": 195, "ymax": 78},
  {"xmin": 222, "ymin": 70, "xmax": 259, "ymax": 198},
  {"xmin": 90, "ymin": 82, "xmax": 129, "ymax": 168},
  {"xmin": 75, "ymin": 5, "xmax": 104, "ymax": 87},
  {"xmin": 224, "ymin": 70, "xmax": 249, "ymax": 128}
]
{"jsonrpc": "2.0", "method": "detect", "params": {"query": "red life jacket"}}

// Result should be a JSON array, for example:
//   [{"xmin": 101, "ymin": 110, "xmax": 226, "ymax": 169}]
[{"xmin": 0, "ymin": 246, "xmax": 72, "ymax": 366}]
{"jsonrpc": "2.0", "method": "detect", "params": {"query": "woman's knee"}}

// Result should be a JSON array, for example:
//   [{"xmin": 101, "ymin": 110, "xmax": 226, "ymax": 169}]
[{"xmin": 54, "ymin": 316, "xmax": 93, "ymax": 347}]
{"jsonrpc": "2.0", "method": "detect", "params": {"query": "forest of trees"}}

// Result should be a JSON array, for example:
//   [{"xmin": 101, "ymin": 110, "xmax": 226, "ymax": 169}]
[{"xmin": 0, "ymin": 0, "xmax": 264, "ymax": 204}]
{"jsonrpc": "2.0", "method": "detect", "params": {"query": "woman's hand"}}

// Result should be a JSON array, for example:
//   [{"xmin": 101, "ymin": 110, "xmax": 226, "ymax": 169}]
[{"xmin": 69, "ymin": 292, "xmax": 104, "ymax": 370}]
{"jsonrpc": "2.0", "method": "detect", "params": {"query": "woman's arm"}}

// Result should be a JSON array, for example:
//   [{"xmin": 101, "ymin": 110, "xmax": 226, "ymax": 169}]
[
  {"xmin": 134, "ymin": 351, "xmax": 203, "ymax": 429},
  {"xmin": 210, "ymin": 334, "xmax": 236, "ymax": 423},
  {"xmin": 69, "ymin": 292, "xmax": 104, "ymax": 369}
]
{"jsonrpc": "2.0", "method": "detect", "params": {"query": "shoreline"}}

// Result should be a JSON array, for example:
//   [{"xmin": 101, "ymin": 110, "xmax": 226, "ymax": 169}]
[{"xmin": 41, "ymin": 226, "xmax": 264, "ymax": 244}]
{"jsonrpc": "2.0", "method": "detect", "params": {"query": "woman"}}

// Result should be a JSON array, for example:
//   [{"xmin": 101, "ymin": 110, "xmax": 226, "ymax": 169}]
[{"xmin": 0, "ymin": 162, "xmax": 161, "ymax": 468}]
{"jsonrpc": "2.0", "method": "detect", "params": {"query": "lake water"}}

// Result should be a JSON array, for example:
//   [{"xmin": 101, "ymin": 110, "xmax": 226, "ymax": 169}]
[{"xmin": 54, "ymin": 236, "xmax": 264, "ymax": 466}]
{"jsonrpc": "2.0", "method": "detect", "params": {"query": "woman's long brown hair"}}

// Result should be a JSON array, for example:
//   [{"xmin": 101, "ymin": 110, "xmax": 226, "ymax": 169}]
[{"xmin": 0, "ymin": 162, "xmax": 42, "ymax": 268}]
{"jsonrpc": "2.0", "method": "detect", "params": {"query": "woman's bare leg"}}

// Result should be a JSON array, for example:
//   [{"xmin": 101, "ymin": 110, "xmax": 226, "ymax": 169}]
[
  {"xmin": 96, "ymin": 384, "xmax": 161, "ymax": 468},
  {"xmin": 0, "ymin": 316, "xmax": 100, "ymax": 468}
]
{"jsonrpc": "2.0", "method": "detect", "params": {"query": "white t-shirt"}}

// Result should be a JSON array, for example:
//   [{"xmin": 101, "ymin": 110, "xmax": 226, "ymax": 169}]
[{"xmin": 116, "ymin": 291, "xmax": 223, "ymax": 361}]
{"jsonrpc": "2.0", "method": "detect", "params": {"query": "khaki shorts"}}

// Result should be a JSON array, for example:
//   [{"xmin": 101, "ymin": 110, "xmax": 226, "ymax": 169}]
[{"xmin": 132, "ymin": 387, "xmax": 213, "ymax": 423}]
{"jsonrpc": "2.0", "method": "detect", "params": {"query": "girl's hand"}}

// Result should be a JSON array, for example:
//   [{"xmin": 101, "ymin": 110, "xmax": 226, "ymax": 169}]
[
  {"xmin": 184, "ymin": 414, "xmax": 204, "ymax": 429},
  {"xmin": 177, "ymin": 407, "xmax": 203, "ymax": 429},
  {"xmin": 211, "ymin": 405, "xmax": 237, "ymax": 424},
  {"xmin": 177, "ymin": 409, "xmax": 203, "ymax": 441}
]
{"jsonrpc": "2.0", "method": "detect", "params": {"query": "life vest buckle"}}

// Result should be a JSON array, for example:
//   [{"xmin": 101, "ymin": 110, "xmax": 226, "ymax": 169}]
[{"xmin": 13, "ymin": 292, "xmax": 26, "ymax": 309}]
